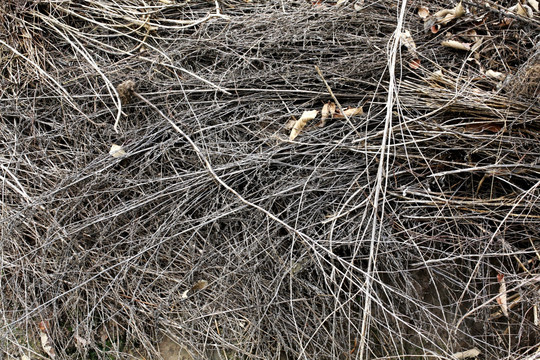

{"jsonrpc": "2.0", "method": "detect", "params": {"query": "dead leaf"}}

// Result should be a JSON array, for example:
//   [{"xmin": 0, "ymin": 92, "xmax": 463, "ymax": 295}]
[
  {"xmin": 181, "ymin": 280, "xmax": 209, "ymax": 299},
  {"xmin": 341, "ymin": 107, "xmax": 364, "ymax": 117},
  {"xmin": 470, "ymin": 38, "xmax": 483, "ymax": 53},
  {"xmin": 98, "ymin": 324, "xmax": 109, "ymax": 343},
  {"xmin": 523, "ymin": 4, "xmax": 534, "ymax": 17},
  {"xmin": 318, "ymin": 102, "xmax": 336, "ymax": 127},
  {"xmin": 496, "ymin": 273, "xmax": 509, "ymax": 318},
  {"xmin": 434, "ymin": 2, "xmax": 465, "ymax": 25},
  {"xmin": 109, "ymin": 144, "xmax": 127, "ymax": 158},
  {"xmin": 400, "ymin": 31, "xmax": 422, "ymax": 67},
  {"xmin": 410, "ymin": 58, "xmax": 421, "ymax": 69},
  {"xmin": 38, "ymin": 320, "xmax": 50, "ymax": 331},
  {"xmin": 400, "ymin": 30, "xmax": 418, "ymax": 57},
  {"xmin": 191, "ymin": 280, "xmax": 208, "ymax": 292},
  {"xmin": 441, "ymin": 40, "xmax": 471, "ymax": 51},
  {"xmin": 431, "ymin": 24, "xmax": 441, "ymax": 33},
  {"xmin": 39, "ymin": 323, "xmax": 56, "ymax": 358},
  {"xmin": 500, "ymin": 17, "xmax": 514, "ymax": 27},
  {"xmin": 418, "ymin": 6, "xmax": 430, "ymax": 19},
  {"xmin": 289, "ymin": 110, "xmax": 318, "ymax": 140},
  {"xmin": 158, "ymin": 335, "xmax": 194, "ymax": 360},
  {"xmin": 117, "ymin": 80, "xmax": 136, "ymax": 105},
  {"xmin": 74, "ymin": 334, "xmax": 89, "ymax": 347},
  {"xmin": 452, "ymin": 348, "xmax": 481, "ymax": 359},
  {"xmin": 284, "ymin": 119, "xmax": 296, "ymax": 130},
  {"xmin": 430, "ymin": 69, "xmax": 444, "ymax": 81},
  {"xmin": 528, "ymin": 0, "xmax": 539, "ymax": 11},
  {"xmin": 465, "ymin": 122, "xmax": 504, "ymax": 133},
  {"xmin": 354, "ymin": 0, "xmax": 364, "ymax": 11},
  {"xmin": 512, "ymin": 3, "xmax": 534, "ymax": 17},
  {"xmin": 181, "ymin": 289, "xmax": 190, "ymax": 299},
  {"xmin": 485, "ymin": 69, "xmax": 506, "ymax": 81},
  {"xmin": 464, "ymin": 29, "xmax": 480, "ymax": 42}
]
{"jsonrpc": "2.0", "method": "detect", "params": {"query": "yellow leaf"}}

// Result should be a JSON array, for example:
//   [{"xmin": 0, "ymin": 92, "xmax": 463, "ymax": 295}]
[
  {"xmin": 289, "ymin": 110, "xmax": 318, "ymax": 140},
  {"xmin": 528, "ymin": 0, "xmax": 539, "ymax": 11}
]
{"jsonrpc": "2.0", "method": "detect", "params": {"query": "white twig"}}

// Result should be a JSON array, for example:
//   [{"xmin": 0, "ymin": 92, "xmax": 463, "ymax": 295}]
[{"xmin": 357, "ymin": 1, "xmax": 408, "ymax": 359}]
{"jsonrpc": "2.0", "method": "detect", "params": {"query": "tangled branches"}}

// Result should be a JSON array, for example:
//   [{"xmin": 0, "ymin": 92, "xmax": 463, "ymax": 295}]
[{"xmin": 1, "ymin": 0, "xmax": 539, "ymax": 359}]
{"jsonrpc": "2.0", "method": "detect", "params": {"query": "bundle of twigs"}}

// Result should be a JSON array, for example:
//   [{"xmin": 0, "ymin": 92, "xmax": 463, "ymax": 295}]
[{"xmin": 1, "ymin": 0, "xmax": 539, "ymax": 359}]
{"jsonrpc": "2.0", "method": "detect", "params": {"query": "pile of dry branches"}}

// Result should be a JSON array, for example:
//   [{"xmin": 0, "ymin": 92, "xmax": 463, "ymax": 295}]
[{"xmin": 1, "ymin": 0, "xmax": 539, "ymax": 359}]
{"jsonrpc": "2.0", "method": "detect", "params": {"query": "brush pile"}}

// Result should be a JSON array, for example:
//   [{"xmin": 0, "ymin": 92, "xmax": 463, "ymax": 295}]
[{"xmin": 1, "ymin": 0, "xmax": 539, "ymax": 359}]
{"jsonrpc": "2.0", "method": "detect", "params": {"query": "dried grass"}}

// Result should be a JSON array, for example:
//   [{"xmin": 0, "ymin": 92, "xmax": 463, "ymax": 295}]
[{"xmin": 1, "ymin": 0, "xmax": 539, "ymax": 359}]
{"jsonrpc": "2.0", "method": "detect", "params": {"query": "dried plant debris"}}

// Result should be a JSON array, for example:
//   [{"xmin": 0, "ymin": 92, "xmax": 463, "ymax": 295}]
[
  {"xmin": 289, "ymin": 110, "xmax": 319, "ymax": 140},
  {"xmin": 1, "ymin": 0, "xmax": 539, "ymax": 359},
  {"xmin": 109, "ymin": 144, "xmax": 127, "ymax": 158},
  {"xmin": 422, "ymin": 2, "xmax": 466, "ymax": 33},
  {"xmin": 117, "ymin": 80, "xmax": 137, "ymax": 105},
  {"xmin": 441, "ymin": 39, "xmax": 472, "ymax": 51},
  {"xmin": 38, "ymin": 321, "xmax": 56, "ymax": 359}
]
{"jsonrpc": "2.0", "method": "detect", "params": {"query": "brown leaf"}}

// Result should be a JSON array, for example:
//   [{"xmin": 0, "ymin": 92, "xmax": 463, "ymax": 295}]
[
  {"xmin": 289, "ymin": 110, "xmax": 318, "ymax": 140},
  {"xmin": 409, "ymin": 58, "xmax": 421, "ymax": 69},
  {"xmin": 465, "ymin": 123, "xmax": 504, "ymax": 133},
  {"xmin": 74, "ymin": 334, "xmax": 90, "ymax": 347},
  {"xmin": 38, "ymin": 320, "xmax": 50, "ymax": 331},
  {"xmin": 354, "ymin": 0, "xmax": 364, "ymax": 11},
  {"xmin": 284, "ymin": 119, "xmax": 296, "ymax": 130},
  {"xmin": 191, "ymin": 279, "xmax": 209, "ymax": 292},
  {"xmin": 464, "ymin": 29, "xmax": 480, "ymax": 42},
  {"xmin": 181, "ymin": 280, "xmax": 210, "ymax": 299},
  {"xmin": 117, "ymin": 80, "xmax": 136, "ymax": 105}
]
